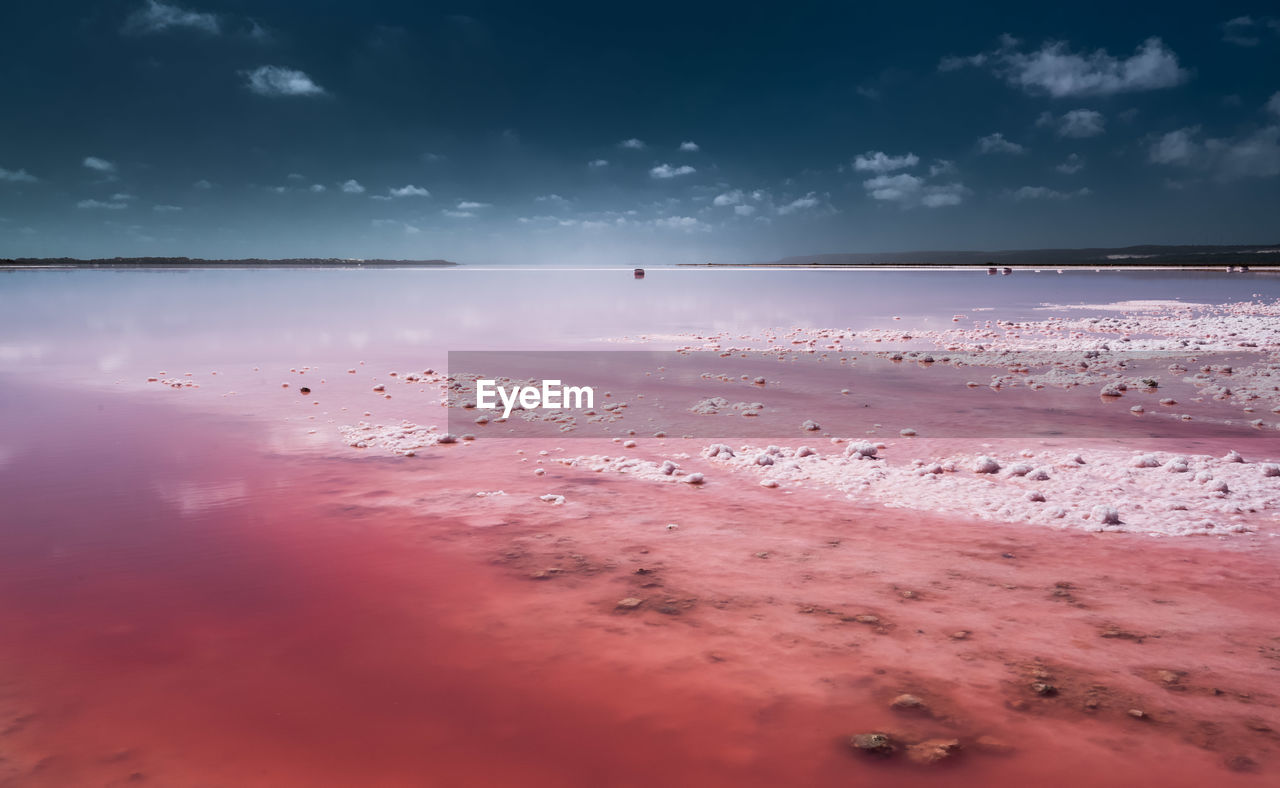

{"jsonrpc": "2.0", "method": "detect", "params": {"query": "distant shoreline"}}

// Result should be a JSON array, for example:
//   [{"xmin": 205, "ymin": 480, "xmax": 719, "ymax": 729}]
[
  {"xmin": 680, "ymin": 262, "xmax": 1280, "ymax": 271},
  {"xmin": 0, "ymin": 257, "xmax": 460, "ymax": 269}
]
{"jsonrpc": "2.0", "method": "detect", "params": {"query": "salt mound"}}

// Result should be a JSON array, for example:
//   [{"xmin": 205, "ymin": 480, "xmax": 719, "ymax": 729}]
[{"xmin": 974, "ymin": 456, "xmax": 1000, "ymax": 474}]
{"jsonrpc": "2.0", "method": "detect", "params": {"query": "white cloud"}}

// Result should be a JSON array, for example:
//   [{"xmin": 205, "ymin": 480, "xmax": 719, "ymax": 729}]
[
  {"xmin": 713, "ymin": 189, "xmax": 743, "ymax": 206},
  {"xmin": 1011, "ymin": 186, "xmax": 1092, "ymax": 201},
  {"xmin": 457, "ymin": 200, "xmax": 491, "ymax": 209},
  {"xmin": 124, "ymin": 0, "xmax": 219, "ymax": 35},
  {"xmin": 679, "ymin": 141, "xmax": 700, "ymax": 152},
  {"xmin": 341, "ymin": 179, "xmax": 365, "ymax": 194},
  {"xmin": 1148, "ymin": 127, "xmax": 1200, "ymax": 165},
  {"xmin": 244, "ymin": 66, "xmax": 326, "ymax": 97},
  {"xmin": 1268, "ymin": 91, "xmax": 1280, "ymax": 118},
  {"xmin": 588, "ymin": 159, "xmax": 609, "ymax": 169},
  {"xmin": 650, "ymin": 163, "xmax": 696, "ymax": 179},
  {"xmin": 978, "ymin": 132, "xmax": 1025, "ymax": 154},
  {"xmin": 734, "ymin": 204, "xmax": 756, "ymax": 216},
  {"xmin": 443, "ymin": 210, "xmax": 475, "ymax": 218},
  {"xmin": 853, "ymin": 151, "xmax": 919, "ymax": 173},
  {"xmin": 309, "ymin": 184, "xmax": 326, "ymax": 193},
  {"xmin": 1056, "ymin": 153, "xmax": 1085, "ymax": 174},
  {"xmin": 0, "ymin": 167, "xmax": 37, "ymax": 183},
  {"xmin": 928, "ymin": 159, "xmax": 957, "ymax": 177},
  {"xmin": 193, "ymin": 179, "xmax": 213, "ymax": 189},
  {"xmin": 618, "ymin": 138, "xmax": 646, "ymax": 149},
  {"xmin": 653, "ymin": 216, "xmax": 708, "ymax": 231},
  {"xmin": 77, "ymin": 199, "xmax": 128, "ymax": 210},
  {"xmin": 862, "ymin": 174, "xmax": 967, "ymax": 208},
  {"xmin": 776, "ymin": 192, "xmax": 822, "ymax": 215},
  {"xmin": 938, "ymin": 53, "xmax": 988, "ymax": 72},
  {"xmin": 372, "ymin": 219, "xmax": 420, "ymax": 234},
  {"xmin": 1222, "ymin": 16, "xmax": 1279, "ymax": 46},
  {"xmin": 153, "ymin": 204, "xmax": 183, "ymax": 212},
  {"xmin": 389, "ymin": 184, "xmax": 430, "ymax": 198},
  {"xmin": 944, "ymin": 37, "xmax": 1187, "ymax": 97},
  {"xmin": 1038, "ymin": 109, "xmax": 1105, "ymax": 138},
  {"xmin": 1147, "ymin": 123, "xmax": 1280, "ymax": 180},
  {"xmin": 83, "ymin": 156, "xmax": 116, "ymax": 173},
  {"xmin": 535, "ymin": 194, "xmax": 570, "ymax": 207}
]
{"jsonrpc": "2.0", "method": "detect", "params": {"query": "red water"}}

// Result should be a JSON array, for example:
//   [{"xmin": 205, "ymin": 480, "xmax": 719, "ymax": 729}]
[{"xmin": 1, "ymin": 378, "xmax": 1278, "ymax": 786}]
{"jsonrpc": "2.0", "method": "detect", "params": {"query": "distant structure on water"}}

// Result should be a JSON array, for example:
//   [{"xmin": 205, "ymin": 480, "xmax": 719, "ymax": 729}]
[{"xmin": 634, "ymin": 267, "xmax": 645, "ymax": 279}]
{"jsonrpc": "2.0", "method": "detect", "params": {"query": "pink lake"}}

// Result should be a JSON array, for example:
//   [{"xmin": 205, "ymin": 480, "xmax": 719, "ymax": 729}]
[{"xmin": 1, "ymin": 267, "xmax": 1279, "ymax": 786}]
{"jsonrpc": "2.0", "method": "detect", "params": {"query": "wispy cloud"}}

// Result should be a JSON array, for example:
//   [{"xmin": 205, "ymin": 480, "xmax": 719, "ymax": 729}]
[
  {"xmin": 853, "ymin": 151, "xmax": 919, "ymax": 174},
  {"xmin": 244, "ymin": 66, "xmax": 326, "ymax": 97},
  {"xmin": 928, "ymin": 159, "xmax": 957, "ymax": 177},
  {"xmin": 442, "ymin": 209, "xmax": 476, "ymax": 218},
  {"xmin": 388, "ymin": 184, "xmax": 430, "ymax": 198},
  {"xmin": 650, "ymin": 163, "xmax": 696, "ymax": 179},
  {"xmin": 123, "ymin": 0, "xmax": 219, "ymax": 35},
  {"xmin": 713, "ymin": 189, "xmax": 743, "ymax": 206},
  {"xmin": 1221, "ymin": 16, "xmax": 1280, "ymax": 47},
  {"xmin": 1056, "ymin": 153, "xmax": 1085, "ymax": 174},
  {"xmin": 153, "ymin": 204, "xmax": 183, "ymax": 212},
  {"xmin": 77, "ymin": 198, "xmax": 129, "ymax": 210},
  {"xmin": 1147, "ymin": 121, "xmax": 1280, "ymax": 180},
  {"xmin": 341, "ymin": 179, "xmax": 365, "ymax": 194},
  {"xmin": 193, "ymin": 179, "xmax": 213, "ymax": 189},
  {"xmin": 978, "ymin": 132, "xmax": 1025, "ymax": 155},
  {"xmin": 942, "ymin": 36, "xmax": 1188, "ymax": 97},
  {"xmin": 0, "ymin": 167, "xmax": 37, "ymax": 183},
  {"xmin": 679, "ymin": 141, "xmax": 700, "ymax": 152},
  {"xmin": 618, "ymin": 138, "xmax": 646, "ymax": 150},
  {"xmin": 456, "ymin": 200, "xmax": 491, "ymax": 209},
  {"xmin": 653, "ymin": 216, "xmax": 708, "ymax": 231},
  {"xmin": 776, "ymin": 192, "xmax": 824, "ymax": 215},
  {"xmin": 587, "ymin": 159, "xmax": 609, "ymax": 169},
  {"xmin": 1011, "ymin": 186, "xmax": 1092, "ymax": 201},
  {"xmin": 372, "ymin": 219, "xmax": 420, "ymax": 234},
  {"xmin": 83, "ymin": 156, "xmax": 117, "ymax": 173},
  {"xmin": 1038, "ymin": 109, "xmax": 1105, "ymax": 138},
  {"xmin": 862, "ymin": 174, "xmax": 968, "ymax": 208}
]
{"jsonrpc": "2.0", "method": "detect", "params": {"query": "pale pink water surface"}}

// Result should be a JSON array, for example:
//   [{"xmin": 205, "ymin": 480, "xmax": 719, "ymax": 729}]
[{"xmin": 1, "ymin": 267, "xmax": 1279, "ymax": 786}]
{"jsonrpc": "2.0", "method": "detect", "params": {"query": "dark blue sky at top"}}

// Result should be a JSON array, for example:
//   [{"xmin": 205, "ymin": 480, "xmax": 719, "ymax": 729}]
[{"xmin": 1, "ymin": 1, "xmax": 1278, "ymax": 263}]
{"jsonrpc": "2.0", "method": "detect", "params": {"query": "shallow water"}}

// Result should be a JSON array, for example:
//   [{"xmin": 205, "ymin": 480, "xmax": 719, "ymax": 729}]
[{"xmin": 1, "ymin": 268, "xmax": 1279, "ymax": 786}]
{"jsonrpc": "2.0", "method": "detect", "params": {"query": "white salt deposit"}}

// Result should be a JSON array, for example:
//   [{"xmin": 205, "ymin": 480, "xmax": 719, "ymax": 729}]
[{"xmin": 974, "ymin": 456, "xmax": 1001, "ymax": 474}]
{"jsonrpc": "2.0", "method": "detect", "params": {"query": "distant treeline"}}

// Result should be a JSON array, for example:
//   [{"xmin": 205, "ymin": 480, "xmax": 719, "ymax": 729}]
[
  {"xmin": 689, "ymin": 244, "xmax": 1280, "ymax": 268},
  {"xmin": 1, "ymin": 257, "xmax": 460, "ymax": 268}
]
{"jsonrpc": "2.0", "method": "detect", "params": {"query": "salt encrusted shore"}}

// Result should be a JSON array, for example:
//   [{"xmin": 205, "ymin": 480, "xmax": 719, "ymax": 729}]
[{"xmin": 330, "ymin": 298, "xmax": 1280, "ymax": 537}]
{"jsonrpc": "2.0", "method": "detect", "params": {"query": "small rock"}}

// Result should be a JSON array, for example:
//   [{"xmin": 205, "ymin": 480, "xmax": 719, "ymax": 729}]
[
  {"xmin": 1224, "ymin": 755, "xmax": 1258, "ymax": 773},
  {"xmin": 849, "ymin": 732, "xmax": 896, "ymax": 757},
  {"xmin": 1030, "ymin": 682, "xmax": 1058, "ymax": 697},
  {"xmin": 853, "ymin": 614, "xmax": 880, "ymax": 625},
  {"xmin": 890, "ymin": 694, "xmax": 928, "ymax": 713},
  {"xmin": 615, "ymin": 597, "xmax": 644, "ymax": 610},
  {"xmin": 1127, "ymin": 708, "xmax": 1148, "ymax": 720},
  {"xmin": 949, "ymin": 630, "xmax": 971, "ymax": 640},
  {"xmin": 905, "ymin": 738, "xmax": 961, "ymax": 765}
]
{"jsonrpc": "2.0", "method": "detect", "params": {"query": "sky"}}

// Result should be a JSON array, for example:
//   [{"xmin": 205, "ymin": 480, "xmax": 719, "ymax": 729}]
[{"xmin": 1, "ymin": 1, "xmax": 1278, "ymax": 264}]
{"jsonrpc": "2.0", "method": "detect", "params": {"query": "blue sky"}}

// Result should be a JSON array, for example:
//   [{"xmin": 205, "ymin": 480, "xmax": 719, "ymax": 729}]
[{"xmin": 1, "ymin": 1, "xmax": 1278, "ymax": 263}]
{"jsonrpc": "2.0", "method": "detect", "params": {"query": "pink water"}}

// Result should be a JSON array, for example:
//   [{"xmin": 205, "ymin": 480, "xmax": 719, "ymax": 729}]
[{"xmin": 1, "ymin": 268, "xmax": 1278, "ymax": 785}]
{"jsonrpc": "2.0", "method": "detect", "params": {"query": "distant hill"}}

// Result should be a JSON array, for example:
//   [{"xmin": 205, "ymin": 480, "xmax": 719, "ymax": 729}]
[
  {"xmin": 693, "ymin": 244, "xmax": 1280, "ymax": 268},
  {"xmin": 0, "ymin": 257, "xmax": 460, "ymax": 268}
]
